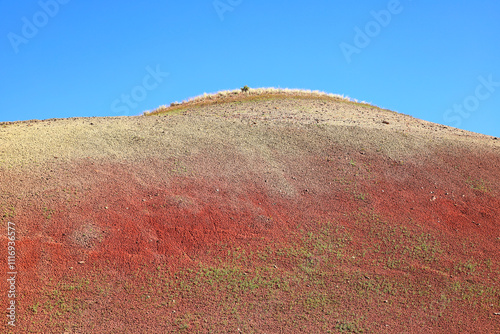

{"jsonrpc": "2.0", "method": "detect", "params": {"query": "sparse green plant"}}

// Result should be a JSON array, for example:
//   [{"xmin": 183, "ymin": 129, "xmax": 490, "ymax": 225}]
[
  {"xmin": 386, "ymin": 257, "xmax": 403, "ymax": 269},
  {"xmin": 455, "ymin": 259, "xmax": 478, "ymax": 275},
  {"xmin": 355, "ymin": 193, "xmax": 367, "ymax": 201},
  {"xmin": 2, "ymin": 205, "xmax": 16, "ymax": 218},
  {"xmin": 485, "ymin": 258, "xmax": 492, "ymax": 270},
  {"xmin": 466, "ymin": 177, "xmax": 490, "ymax": 193},
  {"xmin": 30, "ymin": 302, "xmax": 40, "ymax": 314},
  {"xmin": 335, "ymin": 319, "xmax": 364, "ymax": 333},
  {"xmin": 241, "ymin": 85, "xmax": 250, "ymax": 92},
  {"xmin": 43, "ymin": 206, "xmax": 54, "ymax": 220}
]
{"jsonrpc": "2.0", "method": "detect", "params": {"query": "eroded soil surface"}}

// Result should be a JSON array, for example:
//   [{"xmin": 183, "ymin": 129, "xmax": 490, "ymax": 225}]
[{"xmin": 1, "ymin": 96, "xmax": 499, "ymax": 333}]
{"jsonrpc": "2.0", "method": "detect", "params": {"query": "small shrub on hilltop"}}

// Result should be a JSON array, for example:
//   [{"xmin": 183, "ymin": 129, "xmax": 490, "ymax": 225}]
[{"xmin": 241, "ymin": 85, "xmax": 250, "ymax": 93}]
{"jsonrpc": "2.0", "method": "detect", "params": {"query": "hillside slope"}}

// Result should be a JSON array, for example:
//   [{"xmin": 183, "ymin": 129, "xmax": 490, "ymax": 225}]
[{"xmin": 1, "ymin": 92, "xmax": 499, "ymax": 333}]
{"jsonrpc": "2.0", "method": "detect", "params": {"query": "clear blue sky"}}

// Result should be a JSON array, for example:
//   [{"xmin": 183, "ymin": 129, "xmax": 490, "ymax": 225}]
[{"xmin": 1, "ymin": 1, "xmax": 499, "ymax": 137}]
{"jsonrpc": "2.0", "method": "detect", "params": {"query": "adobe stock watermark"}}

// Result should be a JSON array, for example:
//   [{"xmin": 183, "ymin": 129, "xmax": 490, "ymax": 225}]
[
  {"xmin": 111, "ymin": 65, "xmax": 169, "ymax": 116},
  {"xmin": 213, "ymin": 0, "xmax": 243, "ymax": 21},
  {"xmin": 443, "ymin": 74, "xmax": 499, "ymax": 127},
  {"xmin": 6, "ymin": 222, "xmax": 17, "ymax": 327},
  {"xmin": 7, "ymin": 0, "xmax": 71, "ymax": 54},
  {"xmin": 339, "ymin": 0, "xmax": 404, "ymax": 64}
]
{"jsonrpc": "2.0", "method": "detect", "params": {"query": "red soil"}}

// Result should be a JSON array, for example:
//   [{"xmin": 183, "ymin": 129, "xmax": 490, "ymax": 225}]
[{"xmin": 0, "ymin": 96, "xmax": 499, "ymax": 333}]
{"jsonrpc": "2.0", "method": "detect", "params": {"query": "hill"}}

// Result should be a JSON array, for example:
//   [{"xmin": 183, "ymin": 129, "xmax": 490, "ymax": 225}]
[{"xmin": 1, "ymin": 89, "xmax": 499, "ymax": 333}]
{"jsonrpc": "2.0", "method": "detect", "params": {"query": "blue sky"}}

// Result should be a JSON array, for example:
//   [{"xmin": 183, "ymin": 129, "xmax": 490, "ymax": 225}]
[{"xmin": 1, "ymin": 1, "xmax": 499, "ymax": 137}]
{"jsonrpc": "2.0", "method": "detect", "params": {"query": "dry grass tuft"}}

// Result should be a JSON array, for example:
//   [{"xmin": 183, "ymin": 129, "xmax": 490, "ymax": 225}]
[{"xmin": 143, "ymin": 87, "xmax": 372, "ymax": 116}]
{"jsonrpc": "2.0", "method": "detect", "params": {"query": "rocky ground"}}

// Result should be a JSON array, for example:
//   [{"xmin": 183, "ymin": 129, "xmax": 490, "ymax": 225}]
[{"xmin": 0, "ymin": 94, "xmax": 499, "ymax": 333}]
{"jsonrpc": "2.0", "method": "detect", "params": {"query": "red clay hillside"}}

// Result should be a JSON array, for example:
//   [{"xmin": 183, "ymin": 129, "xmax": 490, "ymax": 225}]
[{"xmin": 1, "ymin": 88, "xmax": 499, "ymax": 333}]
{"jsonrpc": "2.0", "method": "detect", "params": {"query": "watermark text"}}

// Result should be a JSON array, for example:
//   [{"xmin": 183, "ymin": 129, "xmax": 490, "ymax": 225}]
[
  {"xmin": 213, "ymin": 0, "xmax": 243, "ymax": 21},
  {"xmin": 111, "ymin": 65, "xmax": 169, "ymax": 115},
  {"xmin": 7, "ymin": 0, "xmax": 71, "ymax": 54},
  {"xmin": 339, "ymin": 0, "xmax": 404, "ymax": 63},
  {"xmin": 443, "ymin": 74, "xmax": 499, "ymax": 127},
  {"xmin": 7, "ymin": 222, "xmax": 17, "ymax": 327}
]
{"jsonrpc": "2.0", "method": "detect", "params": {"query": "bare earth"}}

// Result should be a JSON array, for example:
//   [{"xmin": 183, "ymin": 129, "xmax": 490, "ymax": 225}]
[{"xmin": 1, "ymin": 94, "xmax": 499, "ymax": 333}]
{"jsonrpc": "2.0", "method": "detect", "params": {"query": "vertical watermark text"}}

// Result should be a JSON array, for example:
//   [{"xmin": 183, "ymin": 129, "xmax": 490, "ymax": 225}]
[{"xmin": 7, "ymin": 222, "xmax": 17, "ymax": 327}]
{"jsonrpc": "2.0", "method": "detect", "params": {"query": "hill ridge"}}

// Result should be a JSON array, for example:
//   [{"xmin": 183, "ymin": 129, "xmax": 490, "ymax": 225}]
[{"xmin": 0, "ymin": 92, "xmax": 499, "ymax": 333}]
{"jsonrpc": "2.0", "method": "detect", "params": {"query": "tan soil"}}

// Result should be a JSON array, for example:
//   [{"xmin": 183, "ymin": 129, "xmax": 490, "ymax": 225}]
[{"xmin": 0, "ymin": 95, "xmax": 499, "ymax": 333}]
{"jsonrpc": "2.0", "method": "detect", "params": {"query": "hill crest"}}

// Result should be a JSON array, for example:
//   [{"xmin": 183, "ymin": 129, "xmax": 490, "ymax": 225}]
[{"xmin": 0, "ymin": 89, "xmax": 499, "ymax": 332}]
